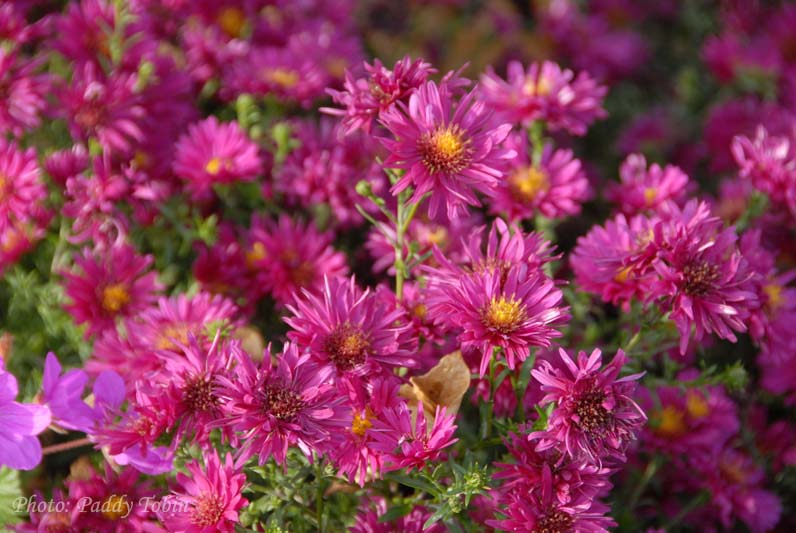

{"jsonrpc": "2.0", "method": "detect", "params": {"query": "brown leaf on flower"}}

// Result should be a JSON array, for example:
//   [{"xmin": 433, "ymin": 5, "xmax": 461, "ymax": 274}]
[
  {"xmin": 399, "ymin": 351, "xmax": 471, "ymax": 419},
  {"xmin": 234, "ymin": 325, "xmax": 265, "ymax": 361}
]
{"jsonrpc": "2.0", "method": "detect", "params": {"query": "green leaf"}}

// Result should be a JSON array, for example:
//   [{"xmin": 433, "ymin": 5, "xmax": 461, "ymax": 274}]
[
  {"xmin": 378, "ymin": 503, "xmax": 413, "ymax": 523},
  {"xmin": 385, "ymin": 473, "xmax": 440, "ymax": 496}
]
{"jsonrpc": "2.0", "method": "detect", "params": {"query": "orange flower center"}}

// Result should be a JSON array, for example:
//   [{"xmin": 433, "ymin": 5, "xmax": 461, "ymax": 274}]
[
  {"xmin": 481, "ymin": 296, "xmax": 525, "ymax": 334},
  {"xmin": 418, "ymin": 125, "xmax": 471, "ymax": 174},
  {"xmin": 509, "ymin": 166, "xmax": 550, "ymax": 202},
  {"xmin": 101, "ymin": 284, "xmax": 130, "ymax": 313}
]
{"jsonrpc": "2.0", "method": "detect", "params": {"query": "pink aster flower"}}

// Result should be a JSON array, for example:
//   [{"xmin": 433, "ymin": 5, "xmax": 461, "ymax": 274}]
[
  {"xmin": 480, "ymin": 60, "xmax": 607, "ymax": 135},
  {"xmin": 0, "ymin": 48, "xmax": 48, "ymax": 137},
  {"xmin": 351, "ymin": 496, "xmax": 446, "ymax": 533},
  {"xmin": 246, "ymin": 214, "xmax": 349, "ymax": 306},
  {"xmin": 732, "ymin": 126, "xmax": 796, "ymax": 209},
  {"xmin": 0, "ymin": 358, "xmax": 51, "ymax": 470},
  {"xmin": 0, "ymin": 137, "xmax": 46, "ymax": 228},
  {"xmin": 158, "ymin": 334, "xmax": 235, "ymax": 445},
  {"xmin": 285, "ymin": 276, "xmax": 415, "ymax": 379},
  {"xmin": 607, "ymin": 153, "xmax": 690, "ymax": 216},
  {"xmin": 490, "ymin": 133, "xmax": 590, "ymax": 220},
  {"xmin": 322, "ymin": 55, "xmax": 437, "ymax": 135},
  {"xmin": 379, "ymin": 79, "xmax": 515, "ymax": 219},
  {"xmin": 58, "ymin": 62, "xmax": 145, "ymax": 156},
  {"xmin": 39, "ymin": 352, "xmax": 97, "ymax": 433},
  {"xmin": 570, "ymin": 212, "xmax": 658, "ymax": 310},
  {"xmin": 369, "ymin": 402, "xmax": 458, "ymax": 472},
  {"xmin": 426, "ymin": 264, "xmax": 567, "ymax": 376},
  {"xmin": 487, "ymin": 468, "xmax": 615, "ymax": 533},
  {"xmin": 62, "ymin": 244, "xmax": 162, "ymax": 336},
  {"xmin": 51, "ymin": 0, "xmax": 116, "ymax": 65},
  {"xmin": 330, "ymin": 375, "xmax": 405, "ymax": 486},
  {"xmin": 158, "ymin": 451, "xmax": 247, "ymax": 533},
  {"xmin": 43, "ymin": 144, "xmax": 89, "ymax": 186},
  {"xmin": 173, "ymin": 116, "xmax": 262, "ymax": 200},
  {"xmin": 530, "ymin": 348, "xmax": 646, "ymax": 463},
  {"xmin": 651, "ymin": 201, "xmax": 757, "ymax": 354},
  {"xmin": 218, "ymin": 342, "xmax": 348, "ymax": 466}
]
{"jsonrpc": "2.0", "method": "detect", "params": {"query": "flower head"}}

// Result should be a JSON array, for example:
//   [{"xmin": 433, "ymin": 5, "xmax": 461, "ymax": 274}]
[
  {"xmin": 480, "ymin": 60, "xmax": 607, "ymax": 134},
  {"xmin": 40, "ymin": 352, "xmax": 97, "ymax": 433},
  {"xmin": 158, "ymin": 451, "xmax": 247, "ymax": 533},
  {"xmin": 218, "ymin": 342, "xmax": 348, "ymax": 466},
  {"xmin": 607, "ymin": 153, "xmax": 690, "ymax": 216},
  {"xmin": 379, "ymin": 80, "xmax": 515, "ymax": 219},
  {"xmin": 286, "ymin": 276, "xmax": 414, "ymax": 379},
  {"xmin": 0, "ymin": 359, "xmax": 51, "ymax": 470},
  {"xmin": 173, "ymin": 116, "xmax": 262, "ymax": 200},
  {"xmin": 531, "ymin": 348, "xmax": 646, "ymax": 463},
  {"xmin": 62, "ymin": 244, "xmax": 162, "ymax": 336}
]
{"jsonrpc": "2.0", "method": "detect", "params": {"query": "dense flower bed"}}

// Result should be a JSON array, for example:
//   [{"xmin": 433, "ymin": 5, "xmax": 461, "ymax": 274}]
[{"xmin": 1, "ymin": 0, "xmax": 795, "ymax": 531}]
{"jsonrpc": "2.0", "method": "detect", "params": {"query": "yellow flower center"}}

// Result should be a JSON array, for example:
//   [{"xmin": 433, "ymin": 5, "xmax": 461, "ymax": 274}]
[
  {"xmin": 101, "ymin": 495, "xmax": 128, "ymax": 521},
  {"xmin": 764, "ymin": 283, "xmax": 783, "ymax": 311},
  {"xmin": 686, "ymin": 392, "xmax": 710, "ymax": 419},
  {"xmin": 217, "ymin": 6, "xmax": 246, "ymax": 38},
  {"xmin": 0, "ymin": 174, "xmax": 7, "ymax": 200},
  {"xmin": 643, "ymin": 187, "xmax": 657, "ymax": 205},
  {"xmin": 205, "ymin": 157, "xmax": 223, "ymax": 175},
  {"xmin": 509, "ymin": 166, "xmax": 550, "ymax": 202},
  {"xmin": 324, "ymin": 323, "xmax": 370, "ymax": 371},
  {"xmin": 653, "ymin": 406, "xmax": 686, "ymax": 438},
  {"xmin": 133, "ymin": 150, "xmax": 150, "ymax": 169},
  {"xmin": 522, "ymin": 76, "xmax": 552, "ymax": 97},
  {"xmin": 266, "ymin": 68, "xmax": 299, "ymax": 89},
  {"xmin": 101, "ymin": 284, "xmax": 130, "ymax": 313},
  {"xmin": 614, "ymin": 265, "xmax": 633, "ymax": 283},
  {"xmin": 412, "ymin": 303, "xmax": 427, "ymax": 320},
  {"xmin": 426, "ymin": 226, "xmax": 448, "ymax": 246},
  {"xmin": 246, "ymin": 242, "xmax": 267, "ymax": 268},
  {"xmin": 418, "ymin": 125, "xmax": 471, "ymax": 174},
  {"xmin": 351, "ymin": 409, "xmax": 373, "ymax": 437},
  {"xmin": 481, "ymin": 296, "xmax": 526, "ymax": 334},
  {"xmin": 156, "ymin": 324, "xmax": 191, "ymax": 351}
]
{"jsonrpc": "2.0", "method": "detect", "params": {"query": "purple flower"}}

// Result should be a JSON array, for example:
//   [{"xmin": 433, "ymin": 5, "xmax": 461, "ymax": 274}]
[
  {"xmin": 531, "ymin": 348, "xmax": 646, "ymax": 463},
  {"xmin": 379, "ymin": 80, "xmax": 515, "ymax": 219},
  {"xmin": 0, "ymin": 359, "xmax": 51, "ymax": 470},
  {"xmin": 40, "ymin": 352, "xmax": 97, "ymax": 433},
  {"xmin": 607, "ymin": 153, "xmax": 690, "ymax": 216}
]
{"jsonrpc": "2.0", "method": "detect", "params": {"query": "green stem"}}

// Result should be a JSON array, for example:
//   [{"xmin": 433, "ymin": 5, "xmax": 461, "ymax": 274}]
[
  {"xmin": 315, "ymin": 458, "xmax": 325, "ymax": 532},
  {"xmin": 663, "ymin": 491, "xmax": 710, "ymax": 530},
  {"xmin": 482, "ymin": 350, "xmax": 499, "ymax": 439},
  {"xmin": 628, "ymin": 456, "xmax": 662, "ymax": 510},
  {"xmin": 528, "ymin": 120, "xmax": 545, "ymax": 167}
]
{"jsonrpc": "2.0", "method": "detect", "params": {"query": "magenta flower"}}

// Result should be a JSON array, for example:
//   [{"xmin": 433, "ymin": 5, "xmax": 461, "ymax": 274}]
[
  {"xmin": 52, "ymin": 0, "xmax": 116, "ymax": 65},
  {"xmin": 351, "ymin": 496, "xmax": 446, "ymax": 533},
  {"xmin": 427, "ymin": 264, "xmax": 568, "ymax": 376},
  {"xmin": 62, "ymin": 244, "xmax": 162, "ymax": 336},
  {"xmin": 369, "ymin": 402, "xmax": 457, "ymax": 472},
  {"xmin": 607, "ymin": 153, "xmax": 690, "ymax": 216},
  {"xmin": 218, "ymin": 342, "xmax": 347, "ymax": 466},
  {"xmin": 158, "ymin": 335, "xmax": 235, "ymax": 445},
  {"xmin": 173, "ymin": 116, "xmax": 262, "ymax": 200},
  {"xmin": 158, "ymin": 451, "xmax": 247, "ymax": 533},
  {"xmin": 651, "ymin": 201, "xmax": 757, "ymax": 353},
  {"xmin": 379, "ymin": 80, "xmax": 515, "ymax": 219},
  {"xmin": 480, "ymin": 60, "xmax": 607, "ymax": 135},
  {"xmin": 0, "ymin": 359, "xmax": 51, "ymax": 470},
  {"xmin": 322, "ymin": 55, "xmax": 436, "ymax": 135},
  {"xmin": 40, "ymin": 352, "xmax": 97, "ymax": 433},
  {"xmin": 0, "ymin": 138, "xmax": 46, "ymax": 229},
  {"xmin": 330, "ymin": 375, "xmax": 405, "ymax": 486},
  {"xmin": 570, "ymin": 212, "xmax": 658, "ymax": 310},
  {"xmin": 531, "ymin": 348, "xmax": 646, "ymax": 463},
  {"xmin": 732, "ymin": 126, "xmax": 796, "ymax": 208},
  {"xmin": 246, "ymin": 214, "xmax": 349, "ymax": 306},
  {"xmin": 58, "ymin": 62, "xmax": 145, "ymax": 156},
  {"xmin": 286, "ymin": 276, "xmax": 415, "ymax": 378},
  {"xmin": 0, "ymin": 48, "xmax": 48, "ymax": 137},
  {"xmin": 487, "ymin": 468, "xmax": 615, "ymax": 533},
  {"xmin": 490, "ymin": 134, "xmax": 590, "ymax": 220}
]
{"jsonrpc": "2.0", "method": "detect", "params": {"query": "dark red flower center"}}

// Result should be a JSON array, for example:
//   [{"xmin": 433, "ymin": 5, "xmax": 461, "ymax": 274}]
[
  {"xmin": 535, "ymin": 507, "xmax": 574, "ymax": 533},
  {"xmin": 324, "ymin": 323, "xmax": 370, "ymax": 371},
  {"xmin": 682, "ymin": 261, "xmax": 719, "ymax": 296},
  {"xmin": 574, "ymin": 389, "xmax": 610, "ymax": 433},
  {"xmin": 183, "ymin": 375, "xmax": 219, "ymax": 413},
  {"xmin": 418, "ymin": 125, "xmax": 472, "ymax": 174},
  {"xmin": 262, "ymin": 382, "xmax": 304, "ymax": 421}
]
